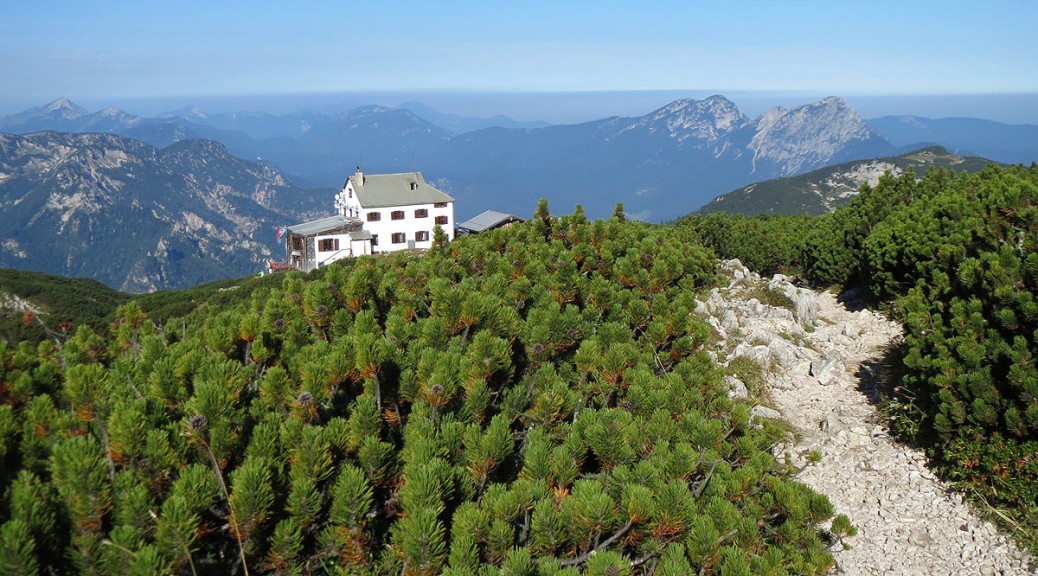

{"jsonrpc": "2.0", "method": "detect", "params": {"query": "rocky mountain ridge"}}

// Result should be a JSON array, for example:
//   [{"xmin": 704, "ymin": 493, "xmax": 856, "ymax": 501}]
[
  {"xmin": 2, "ymin": 95, "xmax": 897, "ymax": 219},
  {"xmin": 425, "ymin": 95, "xmax": 894, "ymax": 218},
  {"xmin": 6, "ymin": 97, "xmax": 1035, "ymax": 217},
  {"xmin": 699, "ymin": 146, "xmax": 996, "ymax": 216},
  {"xmin": 0, "ymin": 131, "xmax": 328, "ymax": 292},
  {"xmin": 629, "ymin": 95, "xmax": 749, "ymax": 144}
]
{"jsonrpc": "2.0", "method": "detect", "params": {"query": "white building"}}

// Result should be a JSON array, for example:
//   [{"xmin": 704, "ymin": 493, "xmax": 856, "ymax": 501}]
[
  {"xmin": 335, "ymin": 169, "xmax": 455, "ymax": 253},
  {"xmin": 283, "ymin": 169, "xmax": 454, "ymax": 271},
  {"xmin": 284, "ymin": 215, "xmax": 371, "ymax": 272}
]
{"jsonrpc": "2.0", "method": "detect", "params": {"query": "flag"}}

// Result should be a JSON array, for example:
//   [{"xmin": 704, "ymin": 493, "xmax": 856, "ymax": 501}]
[{"xmin": 276, "ymin": 225, "xmax": 286, "ymax": 242}]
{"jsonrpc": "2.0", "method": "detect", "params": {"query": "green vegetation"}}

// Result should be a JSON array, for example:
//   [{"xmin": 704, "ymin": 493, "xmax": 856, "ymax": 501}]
[
  {"xmin": 4, "ymin": 161, "xmax": 1037, "ymax": 570},
  {"xmin": 680, "ymin": 213, "xmax": 813, "ymax": 278},
  {"xmin": 0, "ymin": 269, "xmax": 131, "ymax": 344},
  {"xmin": 132, "ymin": 272, "xmax": 289, "ymax": 327},
  {"xmin": 1, "ymin": 269, "xmax": 288, "ymax": 347},
  {"xmin": 684, "ymin": 163, "xmax": 1038, "ymax": 555},
  {"xmin": 0, "ymin": 205, "xmax": 843, "ymax": 574}
]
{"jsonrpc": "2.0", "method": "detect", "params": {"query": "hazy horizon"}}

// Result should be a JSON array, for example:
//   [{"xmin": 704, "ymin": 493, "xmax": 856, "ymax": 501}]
[
  {"xmin": 4, "ymin": 2, "xmax": 1035, "ymax": 125},
  {"xmin": 5, "ymin": 90, "xmax": 1038, "ymax": 127}
]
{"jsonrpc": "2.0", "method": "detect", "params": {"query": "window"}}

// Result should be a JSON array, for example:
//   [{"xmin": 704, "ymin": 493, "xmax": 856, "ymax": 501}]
[
  {"xmin": 371, "ymin": 234, "xmax": 378, "ymax": 246},
  {"xmin": 366, "ymin": 212, "xmax": 381, "ymax": 222},
  {"xmin": 415, "ymin": 230, "xmax": 429, "ymax": 242},
  {"xmin": 435, "ymin": 215, "xmax": 449, "ymax": 225},
  {"xmin": 391, "ymin": 210, "xmax": 405, "ymax": 220},
  {"xmin": 414, "ymin": 208, "xmax": 428, "ymax": 218},
  {"xmin": 434, "ymin": 202, "xmax": 448, "ymax": 208},
  {"xmin": 318, "ymin": 238, "xmax": 339, "ymax": 252},
  {"xmin": 391, "ymin": 232, "xmax": 406, "ymax": 244}
]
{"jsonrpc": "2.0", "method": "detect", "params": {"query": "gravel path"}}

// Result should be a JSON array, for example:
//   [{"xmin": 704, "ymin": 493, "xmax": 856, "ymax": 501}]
[{"xmin": 698, "ymin": 261, "xmax": 1035, "ymax": 576}]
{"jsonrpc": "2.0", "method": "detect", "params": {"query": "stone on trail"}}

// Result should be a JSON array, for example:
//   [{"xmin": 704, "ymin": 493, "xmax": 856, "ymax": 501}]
[{"xmin": 811, "ymin": 355, "xmax": 845, "ymax": 387}]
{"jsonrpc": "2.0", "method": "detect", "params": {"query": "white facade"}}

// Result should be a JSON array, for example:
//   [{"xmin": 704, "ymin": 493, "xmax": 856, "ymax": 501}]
[
  {"xmin": 335, "ymin": 170, "xmax": 455, "ymax": 254},
  {"xmin": 284, "ymin": 215, "xmax": 368, "ymax": 272},
  {"xmin": 312, "ymin": 232, "xmax": 373, "ymax": 263}
]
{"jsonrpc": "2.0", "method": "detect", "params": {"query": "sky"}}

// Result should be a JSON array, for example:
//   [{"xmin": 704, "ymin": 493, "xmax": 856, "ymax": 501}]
[{"xmin": 2, "ymin": 1, "xmax": 1037, "ymax": 122}]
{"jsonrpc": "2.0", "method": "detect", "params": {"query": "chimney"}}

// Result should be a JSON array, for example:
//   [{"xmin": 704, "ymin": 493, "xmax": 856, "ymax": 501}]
[{"xmin": 355, "ymin": 167, "xmax": 364, "ymax": 186}]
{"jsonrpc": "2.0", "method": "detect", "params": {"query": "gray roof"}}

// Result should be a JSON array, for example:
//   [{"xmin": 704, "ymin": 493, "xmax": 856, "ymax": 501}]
[
  {"xmin": 287, "ymin": 215, "xmax": 358, "ymax": 236},
  {"xmin": 349, "ymin": 230, "xmax": 373, "ymax": 241},
  {"xmin": 350, "ymin": 172, "xmax": 454, "ymax": 208},
  {"xmin": 457, "ymin": 210, "xmax": 524, "ymax": 233}
]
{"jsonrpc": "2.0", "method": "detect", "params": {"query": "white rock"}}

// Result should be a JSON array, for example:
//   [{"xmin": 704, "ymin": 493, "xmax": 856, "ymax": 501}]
[
  {"xmin": 750, "ymin": 405, "xmax": 782, "ymax": 420},
  {"xmin": 842, "ymin": 322, "xmax": 859, "ymax": 338},
  {"xmin": 731, "ymin": 342, "xmax": 770, "ymax": 367},
  {"xmin": 725, "ymin": 375, "xmax": 749, "ymax": 399},
  {"xmin": 721, "ymin": 309, "xmax": 740, "ymax": 332},
  {"xmin": 811, "ymin": 355, "xmax": 845, "ymax": 386}
]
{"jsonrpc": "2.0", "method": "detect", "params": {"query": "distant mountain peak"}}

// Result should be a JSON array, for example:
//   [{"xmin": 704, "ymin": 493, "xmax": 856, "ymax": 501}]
[
  {"xmin": 641, "ymin": 95, "xmax": 749, "ymax": 143},
  {"xmin": 98, "ymin": 107, "xmax": 128, "ymax": 117},
  {"xmin": 157, "ymin": 105, "xmax": 210, "ymax": 122},
  {"xmin": 748, "ymin": 96, "xmax": 880, "ymax": 175},
  {"xmin": 45, "ymin": 96, "xmax": 80, "ymax": 110},
  {"xmin": 43, "ymin": 97, "xmax": 88, "ymax": 118},
  {"xmin": 396, "ymin": 101, "xmax": 551, "ymax": 133},
  {"xmin": 817, "ymin": 95, "xmax": 847, "ymax": 106},
  {"xmin": 350, "ymin": 104, "xmax": 393, "ymax": 115}
]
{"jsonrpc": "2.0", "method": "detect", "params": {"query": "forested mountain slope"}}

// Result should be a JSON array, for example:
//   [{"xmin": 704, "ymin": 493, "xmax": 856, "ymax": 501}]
[{"xmin": 0, "ymin": 269, "xmax": 130, "ymax": 344}]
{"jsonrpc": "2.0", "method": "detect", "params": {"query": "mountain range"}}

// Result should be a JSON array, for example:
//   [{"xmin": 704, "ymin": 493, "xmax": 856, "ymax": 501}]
[
  {"xmin": 0, "ymin": 95, "xmax": 914, "ymax": 219},
  {"xmin": 0, "ymin": 131, "xmax": 327, "ymax": 292},
  {"xmin": 5, "ymin": 96, "xmax": 1034, "ymax": 221},
  {"xmin": 864, "ymin": 115, "xmax": 1038, "ymax": 165},
  {"xmin": 1, "ymin": 94, "xmax": 1031, "ymax": 291}
]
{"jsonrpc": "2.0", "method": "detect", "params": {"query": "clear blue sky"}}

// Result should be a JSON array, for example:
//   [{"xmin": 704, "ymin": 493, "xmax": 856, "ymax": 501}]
[{"xmin": 2, "ymin": 1, "xmax": 1036, "ymax": 120}]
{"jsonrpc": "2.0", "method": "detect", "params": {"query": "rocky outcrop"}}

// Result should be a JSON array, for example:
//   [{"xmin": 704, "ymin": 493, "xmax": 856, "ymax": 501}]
[{"xmin": 697, "ymin": 260, "xmax": 1035, "ymax": 575}]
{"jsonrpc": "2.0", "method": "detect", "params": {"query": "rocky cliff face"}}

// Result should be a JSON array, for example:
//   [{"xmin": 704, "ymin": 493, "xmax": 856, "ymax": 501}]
[
  {"xmin": 610, "ymin": 95, "xmax": 884, "ymax": 171},
  {"xmin": 746, "ymin": 96, "xmax": 887, "ymax": 175},
  {"xmin": 0, "ymin": 132, "xmax": 327, "ymax": 292}
]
